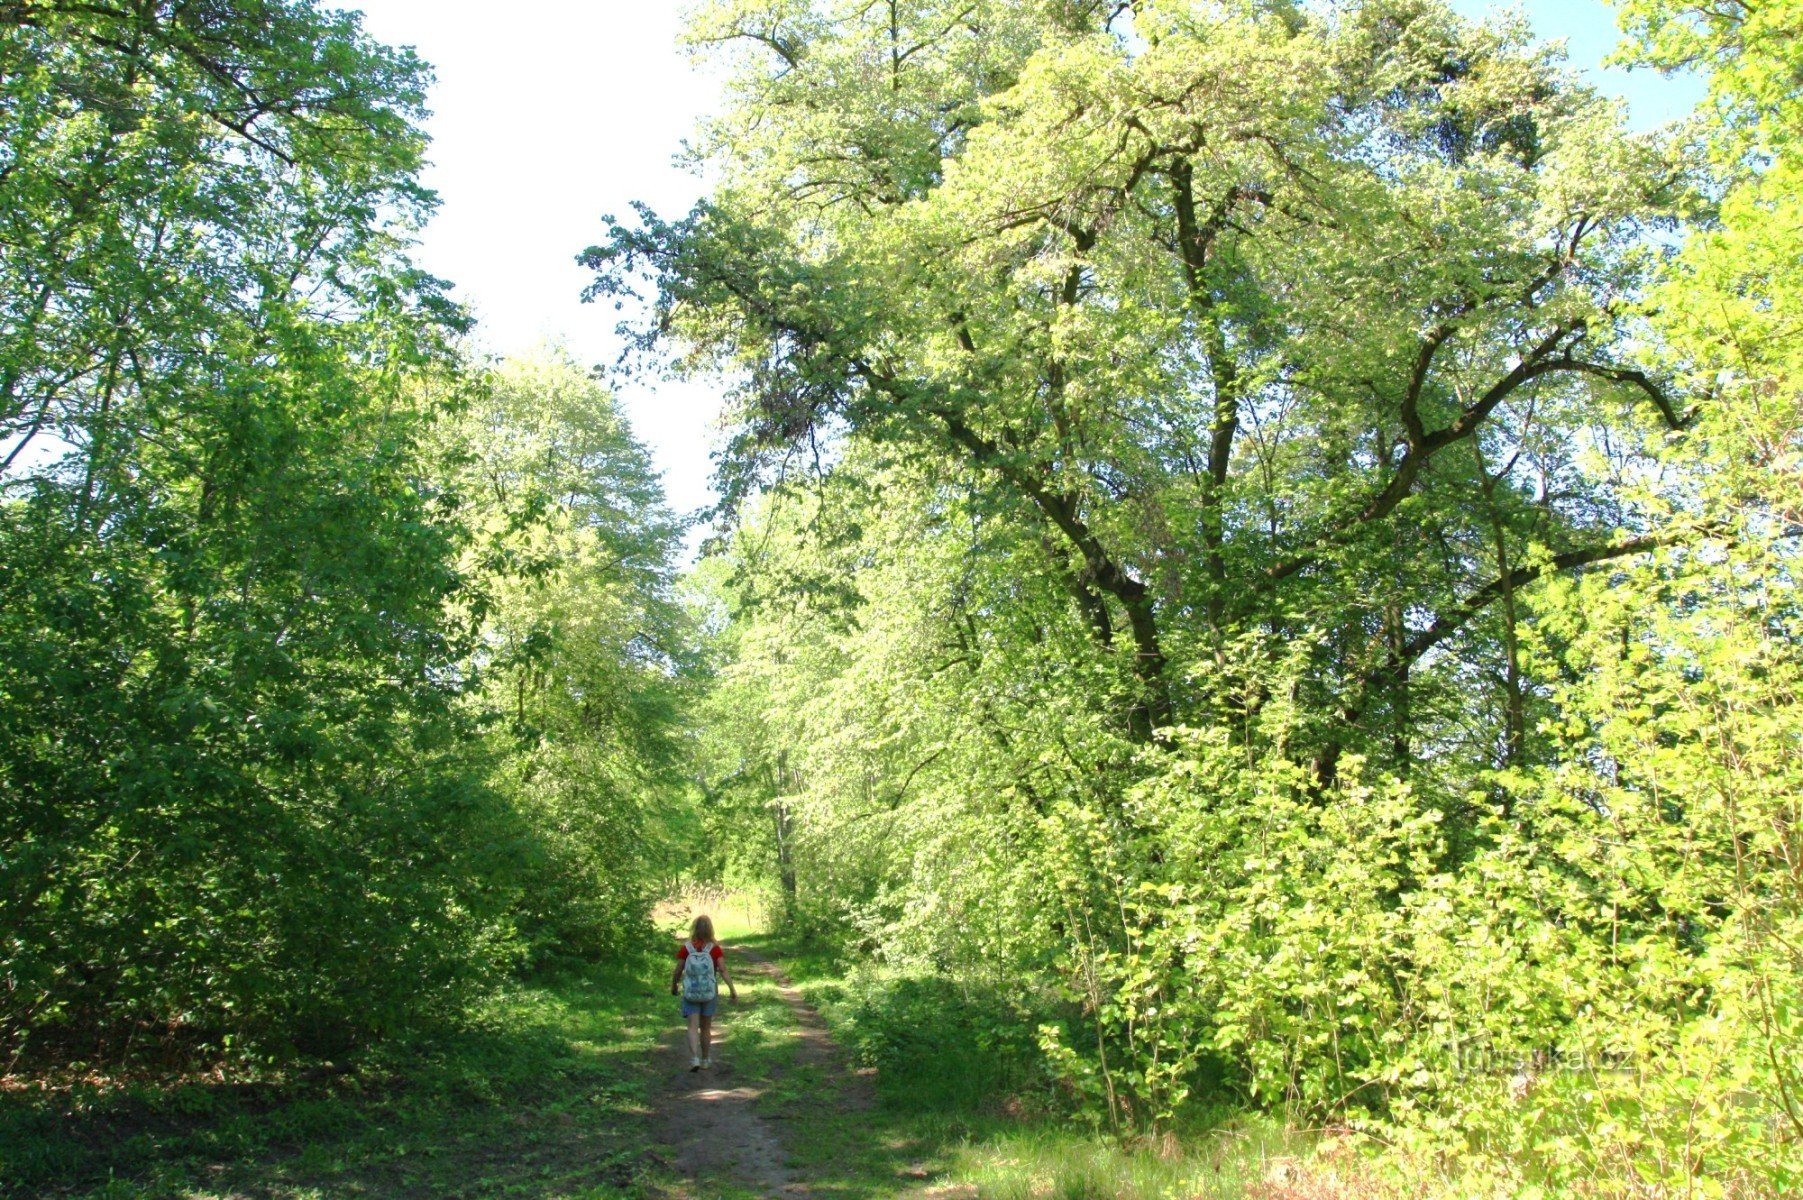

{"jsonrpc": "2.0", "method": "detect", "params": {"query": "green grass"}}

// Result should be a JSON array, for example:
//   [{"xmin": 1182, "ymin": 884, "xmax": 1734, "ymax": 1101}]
[
  {"xmin": 708, "ymin": 926, "xmax": 1337, "ymax": 1200},
  {"xmin": 1, "ymin": 957, "xmax": 670, "ymax": 1199},
  {"xmin": 946, "ymin": 1124, "xmax": 1328, "ymax": 1200},
  {"xmin": 4, "ymin": 899, "xmax": 1387, "ymax": 1200}
]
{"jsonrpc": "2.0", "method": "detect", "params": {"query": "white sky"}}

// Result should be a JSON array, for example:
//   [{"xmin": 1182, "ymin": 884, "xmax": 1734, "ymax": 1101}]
[
  {"xmin": 348, "ymin": 0, "xmax": 1703, "ymax": 527},
  {"xmin": 349, "ymin": 1, "xmax": 726, "ymax": 526}
]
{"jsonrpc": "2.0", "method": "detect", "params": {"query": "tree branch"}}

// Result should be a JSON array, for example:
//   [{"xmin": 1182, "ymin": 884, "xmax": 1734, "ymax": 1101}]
[
  {"xmin": 1395, "ymin": 532, "xmax": 1676, "ymax": 670},
  {"xmin": 1267, "ymin": 321, "xmax": 1582, "ymax": 583},
  {"xmin": 1554, "ymin": 360, "xmax": 1694, "ymax": 430}
]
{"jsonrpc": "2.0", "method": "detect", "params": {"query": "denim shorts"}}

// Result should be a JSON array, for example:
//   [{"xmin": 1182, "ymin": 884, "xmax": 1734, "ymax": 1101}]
[{"xmin": 680, "ymin": 997, "xmax": 718, "ymax": 1018}]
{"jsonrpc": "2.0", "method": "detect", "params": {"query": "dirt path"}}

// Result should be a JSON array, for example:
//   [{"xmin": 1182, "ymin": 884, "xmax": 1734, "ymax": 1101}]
[{"xmin": 648, "ymin": 947, "xmax": 873, "ymax": 1198}]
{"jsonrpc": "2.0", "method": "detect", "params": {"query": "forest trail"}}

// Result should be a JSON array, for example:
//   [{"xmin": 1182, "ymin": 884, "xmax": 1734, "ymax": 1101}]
[{"xmin": 649, "ymin": 946, "xmax": 911, "ymax": 1199}]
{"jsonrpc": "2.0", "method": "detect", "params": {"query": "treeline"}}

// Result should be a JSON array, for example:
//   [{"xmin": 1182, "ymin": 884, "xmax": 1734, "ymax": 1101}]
[
  {"xmin": 0, "ymin": 1, "xmax": 690, "ymax": 1061},
  {"xmin": 614, "ymin": 0, "xmax": 1802, "ymax": 1194}
]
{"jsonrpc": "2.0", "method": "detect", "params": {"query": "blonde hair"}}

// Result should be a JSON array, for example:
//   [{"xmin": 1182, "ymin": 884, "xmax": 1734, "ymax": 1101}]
[{"xmin": 690, "ymin": 914, "xmax": 715, "ymax": 945}]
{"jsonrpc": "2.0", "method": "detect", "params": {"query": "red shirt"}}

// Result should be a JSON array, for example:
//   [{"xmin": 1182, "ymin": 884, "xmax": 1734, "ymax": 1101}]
[{"xmin": 677, "ymin": 939, "xmax": 724, "ymax": 968}]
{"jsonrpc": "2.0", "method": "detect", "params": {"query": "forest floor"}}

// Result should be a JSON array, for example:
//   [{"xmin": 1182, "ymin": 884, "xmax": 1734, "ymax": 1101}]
[
  {"xmin": 2, "ymin": 912, "xmax": 1335, "ymax": 1200},
  {"xmin": 2, "ymin": 964, "xmax": 664, "ymax": 1199}
]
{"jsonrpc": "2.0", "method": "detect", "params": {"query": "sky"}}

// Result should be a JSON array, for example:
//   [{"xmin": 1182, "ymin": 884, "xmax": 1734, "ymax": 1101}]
[{"xmin": 347, "ymin": 0, "xmax": 1705, "ymax": 526}]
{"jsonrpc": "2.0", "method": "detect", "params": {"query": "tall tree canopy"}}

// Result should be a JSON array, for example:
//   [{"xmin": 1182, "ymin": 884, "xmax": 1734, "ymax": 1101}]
[
  {"xmin": 0, "ymin": 0, "xmax": 484, "ymax": 1054},
  {"xmin": 447, "ymin": 350, "xmax": 693, "ymax": 968},
  {"xmin": 595, "ymin": 0, "xmax": 1692, "ymax": 782}
]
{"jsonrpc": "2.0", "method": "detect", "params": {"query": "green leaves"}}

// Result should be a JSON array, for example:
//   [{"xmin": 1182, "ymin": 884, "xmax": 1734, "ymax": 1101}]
[
  {"xmin": 0, "ymin": 0, "xmax": 495, "ymax": 1063},
  {"xmin": 671, "ymin": 2, "xmax": 1801, "ymax": 1191},
  {"xmin": 444, "ymin": 350, "xmax": 693, "ymax": 967}
]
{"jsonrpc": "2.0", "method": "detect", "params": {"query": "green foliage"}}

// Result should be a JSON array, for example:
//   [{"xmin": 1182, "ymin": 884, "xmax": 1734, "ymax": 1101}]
[
  {"xmin": 645, "ymin": 1, "xmax": 1803, "ymax": 1195},
  {"xmin": 1451, "ymin": 545, "xmax": 1803, "ymax": 1195},
  {"xmin": 0, "ymin": 0, "xmax": 509, "ymax": 1059},
  {"xmin": 0, "ymin": 8, "xmax": 692, "ymax": 1068},
  {"xmin": 815, "ymin": 966, "xmax": 1049, "ymax": 1113},
  {"xmin": 0, "ymin": 958, "xmax": 664, "ymax": 1199},
  {"xmin": 446, "ymin": 350, "xmax": 694, "ymax": 967},
  {"xmin": 1613, "ymin": 0, "xmax": 1803, "ymax": 544},
  {"xmin": 596, "ymin": 0, "xmax": 1689, "ymax": 763}
]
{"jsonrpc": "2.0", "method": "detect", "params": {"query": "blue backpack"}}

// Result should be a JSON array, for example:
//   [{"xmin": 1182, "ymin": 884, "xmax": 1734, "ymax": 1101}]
[{"xmin": 682, "ymin": 941, "xmax": 718, "ymax": 1003}]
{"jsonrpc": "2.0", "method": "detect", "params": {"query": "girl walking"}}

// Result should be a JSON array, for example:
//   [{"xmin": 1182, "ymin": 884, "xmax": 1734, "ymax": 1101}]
[{"xmin": 671, "ymin": 914, "xmax": 737, "ymax": 1070}]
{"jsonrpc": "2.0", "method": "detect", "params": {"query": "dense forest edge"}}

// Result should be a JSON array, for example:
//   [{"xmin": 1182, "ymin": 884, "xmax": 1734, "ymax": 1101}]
[{"xmin": 3, "ymin": 0, "xmax": 1801, "ymax": 1197}]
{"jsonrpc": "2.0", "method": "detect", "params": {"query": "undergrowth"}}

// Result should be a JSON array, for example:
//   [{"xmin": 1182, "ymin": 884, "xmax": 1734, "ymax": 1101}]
[
  {"xmin": 731, "ymin": 925, "xmax": 1344, "ymax": 1200},
  {"xmin": 0, "ymin": 957, "xmax": 666, "ymax": 1199}
]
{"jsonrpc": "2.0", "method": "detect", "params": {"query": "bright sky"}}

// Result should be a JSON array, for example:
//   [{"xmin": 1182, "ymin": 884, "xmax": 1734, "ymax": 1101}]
[{"xmin": 347, "ymin": 0, "xmax": 1704, "ymax": 525}]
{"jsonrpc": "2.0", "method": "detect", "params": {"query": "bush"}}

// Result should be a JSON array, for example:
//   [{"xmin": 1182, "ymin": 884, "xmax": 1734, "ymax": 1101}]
[{"xmin": 821, "ymin": 967, "xmax": 1049, "ymax": 1113}]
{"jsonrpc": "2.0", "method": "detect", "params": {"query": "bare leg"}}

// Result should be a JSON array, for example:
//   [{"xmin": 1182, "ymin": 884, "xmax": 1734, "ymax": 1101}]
[
  {"xmin": 699, "ymin": 1015, "xmax": 712, "ymax": 1062},
  {"xmin": 686, "ymin": 1013, "xmax": 701, "ymax": 1060}
]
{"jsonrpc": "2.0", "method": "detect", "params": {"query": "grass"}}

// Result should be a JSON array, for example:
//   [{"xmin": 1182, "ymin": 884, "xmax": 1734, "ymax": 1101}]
[
  {"xmin": 1, "ymin": 956, "xmax": 670, "ymax": 1199},
  {"xmin": 945, "ymin": 1125, "xmax": 1370, "ymax": 1200},
  {"xmin": 5, "ymin": 895, "xmax": 1400, "ymax": 1200},
  {"xmin": 699, "ymin": 922, "xmax": 1353, "ymax": 1200}
]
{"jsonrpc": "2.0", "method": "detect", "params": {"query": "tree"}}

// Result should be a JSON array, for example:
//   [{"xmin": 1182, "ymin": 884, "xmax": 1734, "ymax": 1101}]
[
  {"xmin": 1615, "ymin": 0, "xmax": 1802, "ymax": 521},
  {"xmin": 593, "ymin": 0, "xmax": 1692, "ymax": 791},
  {"xmin": 0, "ymin": 0, "xmax": 497, "ymax": 1058},
  {"xmin": 634, "ymin": 3, "xmax": 1803, "ymax": 1185},
  {"xmin": 447, "ymin": 350, "xmax": 692, "ymax": 965}
]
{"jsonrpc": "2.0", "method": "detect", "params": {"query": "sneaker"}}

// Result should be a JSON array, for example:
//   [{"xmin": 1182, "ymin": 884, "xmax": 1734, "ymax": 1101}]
[
  {"xmin": 701, "ymin": 1056, "xmax": 712, "ymax": 1070},
  {"xmin": 689, "ymin": 1056, "xmax": 701, "ymax": 1072}
]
